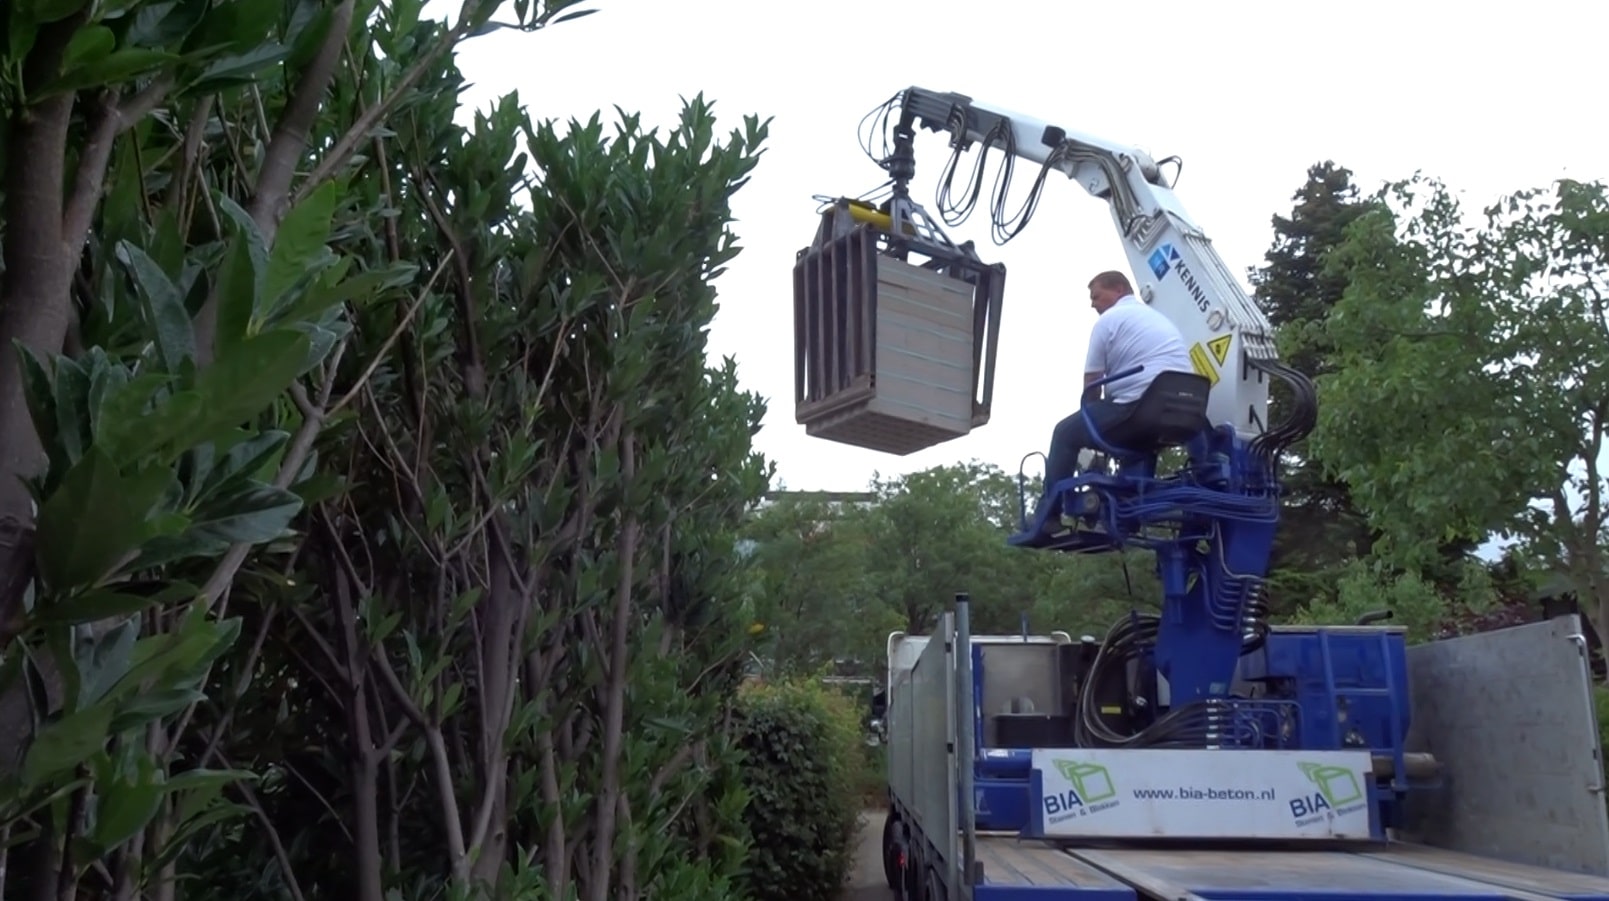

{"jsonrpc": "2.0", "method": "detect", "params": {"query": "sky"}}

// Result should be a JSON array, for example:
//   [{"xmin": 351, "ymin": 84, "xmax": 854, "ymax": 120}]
[{"xmin": 436, "ymin": 0, "xmax": 1609, "ymax": 495}]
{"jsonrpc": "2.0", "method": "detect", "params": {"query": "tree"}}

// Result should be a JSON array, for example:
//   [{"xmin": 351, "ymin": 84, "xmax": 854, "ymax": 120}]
[
  {"xmin": 740, "ymin": 461, "xmax": 1167, "ymax": 678},
  {"xmin": 741, "ymin": 493, "xmax": 895, "ymax": 676},
  {"xmin": 268, "ymin": 95, "xmax": 771, "ymax": 899},
  {"xmin": 1247, "ymin": 162, "xmax": 1382, "ymax": 610},
  {"xmin": 859, "ymin": 462, "xmax": 1028, "ymax": 635},
  {"xmin": 1313, "ymin": 173, "xmax": 1609, "ymax": 636}
]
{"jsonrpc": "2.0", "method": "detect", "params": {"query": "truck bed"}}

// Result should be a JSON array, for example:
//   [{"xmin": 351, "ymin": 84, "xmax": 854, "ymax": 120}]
[
  {"xmin": 974, "ymin": 835, "xmax": 1132, "ymax": 899},
  {"xmin": 973, "ymin": 837, "xmax": 1609, "ymax": 900}
]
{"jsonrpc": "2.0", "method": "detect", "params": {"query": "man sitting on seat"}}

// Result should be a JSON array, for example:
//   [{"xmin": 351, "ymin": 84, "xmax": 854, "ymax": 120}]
[{"xmin": 1039, "ymin": 270, "xmax": 1194, "ymax": 512}]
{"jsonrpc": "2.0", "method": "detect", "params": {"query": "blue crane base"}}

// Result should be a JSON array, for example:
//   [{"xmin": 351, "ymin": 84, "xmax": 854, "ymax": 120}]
[
  {"xmin": 1009, "ymin": 417, "xmax": 1281, "ymax": 708},
  {"xmin": 965, "ymin": 621, "xmax": 1419, "ymax": 840},
  {"xmin": 991, "ymin": 380, "xmax": 1424, "ymax": 842}
]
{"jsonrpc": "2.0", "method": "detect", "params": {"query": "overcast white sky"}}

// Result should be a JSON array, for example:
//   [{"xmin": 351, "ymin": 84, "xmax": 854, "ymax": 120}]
[{"xmin": 440, "ymin": 0, "xmax": 1609, "ymax": 494}]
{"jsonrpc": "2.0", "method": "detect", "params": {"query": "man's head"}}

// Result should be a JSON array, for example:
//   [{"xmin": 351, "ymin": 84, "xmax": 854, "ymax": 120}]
[{"xmin": 1087, "ymin": 270, "xmax": 1133, "ymax": 313}]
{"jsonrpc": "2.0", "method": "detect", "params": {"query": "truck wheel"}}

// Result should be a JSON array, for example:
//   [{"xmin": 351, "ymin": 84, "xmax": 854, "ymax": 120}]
[
  {"xmin": 923, "ymin": 866, "xmax": 947, "ymax": 901},
  {"xmin": 903, "ymin": 845, "xmax": 924, "ymax": 901},
  {"xmin": 881, "ymin": 813, "xmax": 901, "ymax": 890}
]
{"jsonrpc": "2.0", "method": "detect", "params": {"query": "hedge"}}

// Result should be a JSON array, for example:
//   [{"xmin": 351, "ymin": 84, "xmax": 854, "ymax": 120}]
[{"xmin": 734, "ymin": 676, "xmax": 867, "ymax": 901}]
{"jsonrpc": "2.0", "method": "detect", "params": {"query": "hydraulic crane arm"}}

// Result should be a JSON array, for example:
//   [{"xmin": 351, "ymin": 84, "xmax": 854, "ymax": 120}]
[{"xmin": 879, "ymin": 87, "xmax": 1315, "ymax": 457}]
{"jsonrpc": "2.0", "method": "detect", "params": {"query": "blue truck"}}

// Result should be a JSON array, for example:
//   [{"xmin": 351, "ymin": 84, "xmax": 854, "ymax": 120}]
[{"xmin": 877, "ymin": 607, "xmax": 1609, "ymax": 900}]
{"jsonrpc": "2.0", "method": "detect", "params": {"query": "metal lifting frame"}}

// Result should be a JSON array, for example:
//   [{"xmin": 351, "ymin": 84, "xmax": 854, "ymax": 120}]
[{"xmin": 792, "ymin": 117, "xmax": 1007, "ymax": 453}]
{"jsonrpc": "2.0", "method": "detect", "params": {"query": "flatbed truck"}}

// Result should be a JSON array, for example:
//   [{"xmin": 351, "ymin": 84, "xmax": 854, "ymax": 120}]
[{"xmin": 879, "ymin": 602, "xmax": 1609, "ymax": 900}]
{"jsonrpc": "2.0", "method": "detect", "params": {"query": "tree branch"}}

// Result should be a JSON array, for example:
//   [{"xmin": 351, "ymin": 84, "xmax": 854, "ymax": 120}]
[
  {"xmin": 246, "ymin": 0, "xmax": 356, "ymax": 238},
  {"xmin": 192, "ymin": 0, "xmax": 358, "ymax": 364},
  {"xmin": 61, "ymin": 76, "xmax": 174, "ymax": 251},
  {"xmin": 326, "ymin": 248, "xmax": 452, "ymax": 417},
  {"xmin": 195, "ymin": 377, "xmax": 338, "ymax": 612},
  {"xmin": 295, "ymin": 20, "xmax": 470, "ymax": 204},
  {"xmin": 0, "ymin": 14, "xmax": 85, "ymax": 616},
  {"xmin": 589, "ymin": 426, "xmax": 637, "ymax": 901},
  {"xmin": 414, "ymin": 167, "xmax": 484, "ymax": 400},
  {"xmin": 282, "ymin": 603, "xmax": 354, "ymax": 694},
  {"xmin": 226, "ymin": 770, "xmax": 309, "ymax": 901},
  {"xmin": 194, "ymin": 606, "xmax": 279, "ymax": 768}
]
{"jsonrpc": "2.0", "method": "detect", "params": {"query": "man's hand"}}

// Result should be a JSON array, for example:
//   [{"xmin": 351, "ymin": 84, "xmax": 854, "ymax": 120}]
[{"xmin": 1082, "ymin": 371, "xmax": 1104, "ymax": 405}]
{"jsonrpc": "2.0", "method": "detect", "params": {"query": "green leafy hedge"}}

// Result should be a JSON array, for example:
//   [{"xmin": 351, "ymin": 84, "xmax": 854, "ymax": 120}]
[{"xmin": 734, "ymin": 677, "xmax": 866, "ymax": 901}]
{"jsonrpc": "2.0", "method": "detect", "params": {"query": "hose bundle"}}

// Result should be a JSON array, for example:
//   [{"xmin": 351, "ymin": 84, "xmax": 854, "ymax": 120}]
[{"xmin": 1072, "ymin": 609, "xmax": 1278, "ymax": 750}]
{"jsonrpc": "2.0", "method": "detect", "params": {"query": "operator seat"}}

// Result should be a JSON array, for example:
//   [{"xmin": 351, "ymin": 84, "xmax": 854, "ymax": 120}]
[
  {"xmin": 1093, "ymin": 370, "xmax": 1212, "ymax": 460},
  {"xmin": 1013, "ymin": 369, "xmax": 1214, "ymax": 548}
]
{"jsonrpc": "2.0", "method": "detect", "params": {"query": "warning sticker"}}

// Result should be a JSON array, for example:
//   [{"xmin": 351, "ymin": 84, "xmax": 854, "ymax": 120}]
[
  {"xmin": 1208, "ymin": 334, "xmax": 1231, "ymax": 367},
  {"xmin": 1188, "ymin": 343, "xmax": 1219, "ymax": 386}
]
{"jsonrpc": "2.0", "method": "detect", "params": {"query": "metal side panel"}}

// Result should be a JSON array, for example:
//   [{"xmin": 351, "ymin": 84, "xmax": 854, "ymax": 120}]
[
  {"xmin": 1400, "ymin": 615, "xmax": 1609, "ymax": 876},
  {"xmin": 974, "ymin": 836, "xmax": 1134, "ymax": 900},
  {"xmin": 1066, "ymin": 846, "xmax": 1593, "ymax": 901},
  {"xmin": 1358, "ymin": 843, "xmax": 1609, "ymax": 901},
  {"xmin": 889, "ymin": 647, "xmax": 916, "ymax": 806},
  {"xmin": 911, "ymin": 614, "xmax": 957, "ymax": 860}
]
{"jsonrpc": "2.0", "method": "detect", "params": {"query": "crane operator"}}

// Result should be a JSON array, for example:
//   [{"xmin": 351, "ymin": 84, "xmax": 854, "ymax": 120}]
[{"xmin": 1036, "ymin": 270, "xmax": 1194, "ymax": 520}]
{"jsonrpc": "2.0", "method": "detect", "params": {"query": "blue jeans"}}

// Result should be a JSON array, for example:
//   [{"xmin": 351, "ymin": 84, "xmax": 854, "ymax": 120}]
[{"xmin": 1044, "ymin": 398, "xmax": 1135, "ymax": 491}]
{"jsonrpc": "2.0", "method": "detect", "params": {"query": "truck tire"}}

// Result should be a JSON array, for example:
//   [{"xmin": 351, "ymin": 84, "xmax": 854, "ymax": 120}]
[
  {"xmin": 882, "ymin": 812, "xmax": 901, "ymax": 890},
  {"xmin": 904, "ymin": 844, "xmax": 924, "ymax": 901}
]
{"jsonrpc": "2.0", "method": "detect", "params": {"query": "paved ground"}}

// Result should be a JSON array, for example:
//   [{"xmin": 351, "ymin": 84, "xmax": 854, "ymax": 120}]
[{"xmin": 843, "ymin": 809, "xmax": 894, "ymax": 901}]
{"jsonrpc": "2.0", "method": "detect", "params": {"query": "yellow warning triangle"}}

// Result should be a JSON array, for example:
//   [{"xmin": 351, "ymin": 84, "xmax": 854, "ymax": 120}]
[{"xmin": 1207, "ymin": 334, "xmax": 1231, "ymax": 367}]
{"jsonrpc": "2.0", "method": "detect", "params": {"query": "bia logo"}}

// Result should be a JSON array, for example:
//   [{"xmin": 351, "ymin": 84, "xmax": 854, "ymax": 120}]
[
  {"xmin": 1042, "ymin": 759, "xmax": 1118, "ymax": 822},
  {"xmin": 1290, "ymin": 762, "xmax": 1364, "ymax": 822},
  {"xmin": 1289, "ymin": 794, "xmax": 1331, "ymax": 819}
]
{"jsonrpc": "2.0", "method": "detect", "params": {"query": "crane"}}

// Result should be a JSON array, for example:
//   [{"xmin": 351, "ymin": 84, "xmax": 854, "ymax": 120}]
[{"xmin": 827, "ymin": 87, "xmax": 1317, "ymax": 714}]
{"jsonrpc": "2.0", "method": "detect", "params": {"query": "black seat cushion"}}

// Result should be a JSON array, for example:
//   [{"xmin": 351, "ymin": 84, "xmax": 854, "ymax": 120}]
[{"xmin": 1099, "ymin": 370, "xmax": 1212, "ymax": 455}]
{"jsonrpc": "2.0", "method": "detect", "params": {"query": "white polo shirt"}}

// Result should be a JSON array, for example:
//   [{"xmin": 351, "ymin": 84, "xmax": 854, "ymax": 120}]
[{"xmin": 1083, "ymin": 294, "xmax": 1193, "ymax": 403}]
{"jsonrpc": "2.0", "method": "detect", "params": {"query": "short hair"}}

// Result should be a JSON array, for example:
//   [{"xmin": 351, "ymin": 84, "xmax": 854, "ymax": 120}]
[{"xmin": 1089, "ymin": 270, "xmax": 1132, "ymax": 293}]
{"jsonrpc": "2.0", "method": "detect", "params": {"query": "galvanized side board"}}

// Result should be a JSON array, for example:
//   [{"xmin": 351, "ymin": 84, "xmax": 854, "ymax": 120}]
[
  {"xmin": 908, "ymin": 614, "xmax": 958, "ymax": 871},
  {"xmin": 1068, "ymin": 847, "xmax": 1578, "ymax": 901},
  {"xmin": 1400, "ymin": 615, "xmax": 1609, "ymax": 875}
]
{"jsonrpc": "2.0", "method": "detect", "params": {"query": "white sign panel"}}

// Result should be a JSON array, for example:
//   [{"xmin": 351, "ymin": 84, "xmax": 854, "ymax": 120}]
[{"xmin": 1031, "ymin": 748, "xmax": 1375, "ymax": 840}]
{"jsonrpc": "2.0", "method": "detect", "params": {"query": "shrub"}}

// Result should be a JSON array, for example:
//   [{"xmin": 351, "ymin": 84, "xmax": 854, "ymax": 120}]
[
  {"xmin": 834, "ymin": 683, "xmax": 889, "ymax": 809},
  {"xmin": 734, "ymin": 676, "xmax": 866, "ymax": 901},
  {"xmin": 1285, "ymin": 559, "xmax": 1486, "ymax": 644}
]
